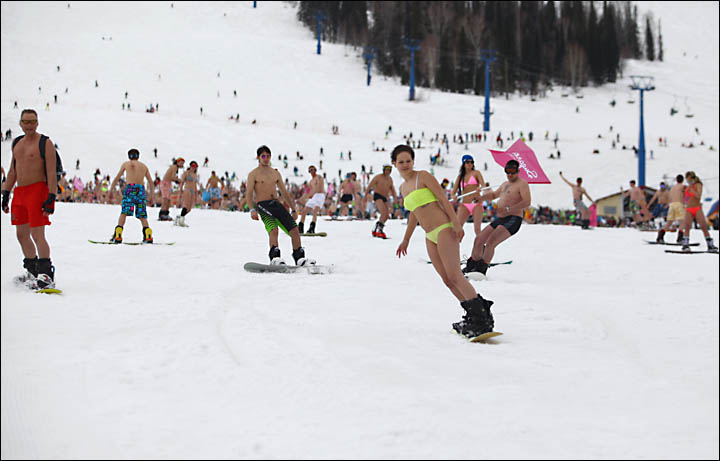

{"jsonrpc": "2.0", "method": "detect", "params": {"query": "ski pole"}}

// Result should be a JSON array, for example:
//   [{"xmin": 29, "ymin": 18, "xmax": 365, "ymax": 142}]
[{"xmin": 451, "ymin": 186, "xmax": 491, "ymax": 202}]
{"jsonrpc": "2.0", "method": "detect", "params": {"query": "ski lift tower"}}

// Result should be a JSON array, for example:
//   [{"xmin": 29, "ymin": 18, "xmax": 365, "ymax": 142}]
[
  {"xmin": 405, "ymin": 39, "xmax": 421, "ymax": 101},
  {"xmin": 315, "ymin": 11, "xmax": 327, "ymax": 55},
  {"xmin": 479, "ymin": 50, "xmax": 496, "ymax": 132},
  {"xmin": 630, "ymin": 75, "xmax": 655, "ymax": 187}
]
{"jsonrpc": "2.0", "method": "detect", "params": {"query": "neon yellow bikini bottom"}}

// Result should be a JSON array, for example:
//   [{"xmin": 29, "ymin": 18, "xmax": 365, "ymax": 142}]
[{"xmin": 426, "ymin": 222, "xmax": 453, "ymax": 244}]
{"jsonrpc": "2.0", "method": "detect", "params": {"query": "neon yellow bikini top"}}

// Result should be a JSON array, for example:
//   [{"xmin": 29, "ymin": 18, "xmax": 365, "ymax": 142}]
[{"xmin": 404, "ymin": 173, "xmax": 438, "ymax": 212}]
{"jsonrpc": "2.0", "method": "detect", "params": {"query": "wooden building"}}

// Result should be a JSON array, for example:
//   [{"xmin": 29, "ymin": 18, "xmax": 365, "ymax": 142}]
[{"xmin": 594, "ymin": 187, "xmax": 657, "ymax": 220}]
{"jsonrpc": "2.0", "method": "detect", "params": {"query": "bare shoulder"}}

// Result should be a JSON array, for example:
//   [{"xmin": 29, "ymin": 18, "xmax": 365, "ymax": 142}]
[{"xmin": 399, "ymin": 180, "xmax": 409, "ymax": 196}]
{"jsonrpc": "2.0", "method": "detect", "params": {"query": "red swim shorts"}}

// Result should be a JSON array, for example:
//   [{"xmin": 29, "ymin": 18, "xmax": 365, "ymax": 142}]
[{"xmin": 11, "ymin": 181, "xmax": 51, "ymax": 227}]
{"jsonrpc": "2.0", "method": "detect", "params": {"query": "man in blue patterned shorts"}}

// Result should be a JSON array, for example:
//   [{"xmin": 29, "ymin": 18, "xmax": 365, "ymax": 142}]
[{"xmin": 109, "ymin": 148, "xmax": 155, "ymax": 243}]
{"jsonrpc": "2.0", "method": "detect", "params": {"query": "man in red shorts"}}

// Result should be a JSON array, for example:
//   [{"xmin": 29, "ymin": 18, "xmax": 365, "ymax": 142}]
[{"xmin": 1, "ymin": 109, "xmax": 58, "ymax": 289}]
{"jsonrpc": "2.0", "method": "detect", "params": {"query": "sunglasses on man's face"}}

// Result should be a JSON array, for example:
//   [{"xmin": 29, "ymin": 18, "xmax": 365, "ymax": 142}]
[
  {"xmin": 20, "ymin": 119, "xmax": 38, "ymax": 124},
  {"xmin": 259, "ymin": 153, "xmax": 270, "ymax": 159},
  {"xmin": 505, "ymin": 168, "xmax": 518, "ymax": 174}
]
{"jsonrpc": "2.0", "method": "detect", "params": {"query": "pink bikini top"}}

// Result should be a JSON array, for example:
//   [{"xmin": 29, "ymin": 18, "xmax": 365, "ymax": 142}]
[{"xmin": 462, "ymin": 175, "xmax": 479, "ymax": 188}]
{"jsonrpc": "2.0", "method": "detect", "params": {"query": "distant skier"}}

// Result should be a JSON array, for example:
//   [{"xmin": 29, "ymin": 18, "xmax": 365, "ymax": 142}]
[
  {"xmin": 559, "ymin": 171, "xmax": 595, "ymax": 229},
  {"xmin": 175, "ymin": 160, "xmax": 199, "ymax": 227},
  {"xmin": 109, "ymin": 148, "xmax": 154, "ymax": 244},
  {"xmin": 206, "ymin": 171, "xmax": 222, "ymax": 209},
  {"xmin": 158, "ymin": 158, "xmax": 184, "ymax": 221},
  {"xmin": 623, "ymin": 180, "xmax": 652, "ymax": 226},
  {"xmin": 366, "ymin": 165, "xmax": 397, "ymax": 238},
  {"xmin": 656, "ymin": 175, "xmax": 687, "ymax": 243},
  {"xmin": 337, "ymin": 173, "xmax": 359, "ymax": 217},
  {"xmin": 298, "ymin": 165, "xmax": 325, "ymax": 235},
  {"xmin": 246, "ymin": 145, "xmax": 314, "ymax": 266},
  {"xmin": 647, "ymin": 182, "xmax": 669, "ymax": 220},
  {"xmin": 679, "ymin": 171, "xmax": 717, "ymax": 252}
]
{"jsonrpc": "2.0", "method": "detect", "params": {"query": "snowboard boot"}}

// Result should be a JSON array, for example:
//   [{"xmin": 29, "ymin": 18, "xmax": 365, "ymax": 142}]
[
  {"xmin": 142, "ymin": 227, "xmax": 153, "ymax": 244},
  {"xmin": 307, "ymin": 221, "xmax": 316, "ymax": 234},
  {"xmin": 374, "ymin": 222, "xmax": 387, "ymax": 239},
  {"xmin": 462, "ymin": 257, "xmax": 477, "ymax": 275},
  {"xmin": 14, "ymin": 257, "xmax": 39, "ymax": 286},
  {"xmin": 298, "ymin": 222, "xmax": 304, "ymax": 234},
  {"xmin": 269, "ymin": 246, "xmax": 285, "ymax": 265},
  {"xmin": 452, "ymin": 294, "xmax": 494, "ymax": 337},
  {"xmin": 111, "ymin": 225, "xmax": 123, "ymax": 243},
  {"xmin": 35, "ymin": 258, "xmax": 55, "ymax": 290},
  {"xmin": 656, "ymin": 229, "xmax": 666, "ymax": 243},
  {"xmin": 681, "ymin": 237, "xmax": 691, "ymax": 252},
  {"xmin": 292, "ymin": 247, "xmax": 315, "ymax": 266},
  {"xmin": 159, "ymin": 210, "xmax": 172, "ymax": 221},
  {"xmin": 676, "ymin": 231, "xmax": 684, "ymax": 244},
  {"xmin": 464, "ymin": 258, "xmax": 489, "ymax": 280},
  {"xmin": 372, "ymin": 221, "xmax": 380, "ymax": 237},
  {"xmin": 706, "ymin": 237, "xmax": 718, "ymax": 252}
]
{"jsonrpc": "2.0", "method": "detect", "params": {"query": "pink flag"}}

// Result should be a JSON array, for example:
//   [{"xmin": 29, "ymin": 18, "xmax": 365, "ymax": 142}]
[
  {"xmin": 590, "ymin": 203, "xmax": 598, "ymax": 227},
  {"xmin": 489, "ymin": 139, "xmax": 551, "ymax": 184},
  {"xmin": 72, "ymin": 176, "xmax": 84, "ymax": 192}
]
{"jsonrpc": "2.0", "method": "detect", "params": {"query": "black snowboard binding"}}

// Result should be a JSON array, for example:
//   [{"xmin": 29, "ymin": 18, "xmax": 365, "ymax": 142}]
[{"xmin": 452, "ymin": 294, "xmax": 494, "ymax": 338}]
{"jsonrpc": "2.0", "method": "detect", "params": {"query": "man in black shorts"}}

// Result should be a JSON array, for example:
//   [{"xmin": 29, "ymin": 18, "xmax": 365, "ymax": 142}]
[
  {"xmin": 246, "ymin": 145, "xmax": 314, "ymax": 266},
  {"xmin": 365, "ymin": 165, "xmax": 397, "ymax": 238},
  {"xmin": 463, "ymin": 160, "xmax": 531, "ymax": 280},
  {"xmin": 337, "ymin": 173, "xmax": 357, "ymax": 217}
]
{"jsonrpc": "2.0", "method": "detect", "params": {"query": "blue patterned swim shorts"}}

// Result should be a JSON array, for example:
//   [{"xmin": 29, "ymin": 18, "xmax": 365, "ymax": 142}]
[{"xmin": 121, "ymin": 184, "xmax": 148, "ymax": 218}]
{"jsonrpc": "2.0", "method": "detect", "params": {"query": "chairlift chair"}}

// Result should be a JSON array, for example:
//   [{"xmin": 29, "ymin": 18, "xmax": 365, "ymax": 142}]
[
  {"xmin": 684, "ymin": 97, "xmax": 695, "ymax": 118},
  {"xmin": 670, "ymin": 95, "xmax": 679, "ymax": 116}
]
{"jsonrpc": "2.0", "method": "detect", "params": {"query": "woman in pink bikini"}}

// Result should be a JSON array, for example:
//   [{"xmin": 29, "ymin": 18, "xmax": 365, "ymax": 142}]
[
  {"xmin": 451, "ymin": 154, "xmax": 486, "ymax": 237},
  {"xmin": 680, "ymin": 171, "xmax": 717, "ymax": 252}
]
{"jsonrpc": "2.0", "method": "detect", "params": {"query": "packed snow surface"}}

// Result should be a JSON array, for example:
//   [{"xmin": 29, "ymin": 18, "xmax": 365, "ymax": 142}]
[{"xmin": 1, "ymin": 1, "xmax": 718, "ymax": 459}]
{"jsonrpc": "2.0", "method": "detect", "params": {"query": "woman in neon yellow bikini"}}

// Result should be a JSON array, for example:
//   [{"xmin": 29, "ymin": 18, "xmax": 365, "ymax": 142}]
[{"xmin": 393, "ymin": 145, "xmax": 495, "ymax": 337}]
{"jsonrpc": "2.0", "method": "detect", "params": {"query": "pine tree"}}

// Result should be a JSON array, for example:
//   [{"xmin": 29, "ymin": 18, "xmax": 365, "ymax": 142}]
[
  {"xmin": 587, "ymin": 1, "xmax": 602, "ymax": 84},
  {"xmin": 657, "ymin": 19, "xmax": 663, "ymax": 62},
  {"xmin": 296, "ymin": 0, "xmax": 648, "ymax": 95},
  {"xmin": 600, "ymin": 1, "xmax": 620, "ymax": 82},
  {"xmin": 645, "ymin": 15, "xmax": 655, "ymax": 61}
]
